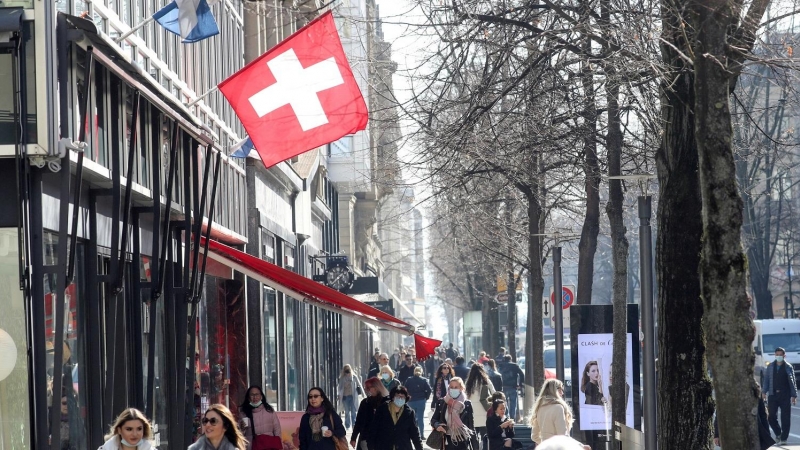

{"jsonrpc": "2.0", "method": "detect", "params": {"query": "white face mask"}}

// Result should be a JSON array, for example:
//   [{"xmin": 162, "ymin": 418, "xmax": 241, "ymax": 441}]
[
  {"xmin": 250, "ymin": 401, "xmax": 263, "ymax": 408},
  {"xmin": 449, "ymin": 389, "xmax": 461, "ymax": 398},
  {"xmin": 776, "ymin": 355, "xmax": 785, "ymax": 363},
  {"xmin": 393, "ymin": 398, "xmax": 406, "ymax": 407},
  {"xmin": 121, "ymin": 438, "xmax": 140, "ymax": 447},
  {"xmin": 382, "ymin": 373, "xmax": 390, "ymax": 380}
]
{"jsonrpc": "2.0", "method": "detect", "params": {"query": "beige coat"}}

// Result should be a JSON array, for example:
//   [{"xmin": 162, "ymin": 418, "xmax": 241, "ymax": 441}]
[{"xmin": 531, "ymin": 402, "xmax": 570, "ymax": 444}]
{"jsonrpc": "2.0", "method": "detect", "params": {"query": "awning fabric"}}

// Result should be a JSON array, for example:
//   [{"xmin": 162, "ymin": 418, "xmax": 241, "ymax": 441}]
[
  {"xmin": 202, "ymin": 238, "xmax": 414, "ymax": 333},
  {"xmin": 201, "ymin": 238, "xmax": 442, "ymax": 357}
]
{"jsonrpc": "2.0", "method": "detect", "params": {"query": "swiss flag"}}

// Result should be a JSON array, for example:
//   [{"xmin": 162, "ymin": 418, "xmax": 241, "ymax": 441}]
[{"xmin": 218, "ymin": 11, "xmax": 368, "ymax": 168}]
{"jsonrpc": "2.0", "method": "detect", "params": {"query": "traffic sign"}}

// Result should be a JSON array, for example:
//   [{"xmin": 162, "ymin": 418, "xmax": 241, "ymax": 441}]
[
  {"xmin": 550, "ymin": 285, "xmax": 575, "ymax": 309},
  {"xmin": 496, "ymin": 292, "xmax": 509, "ymax": 303}
]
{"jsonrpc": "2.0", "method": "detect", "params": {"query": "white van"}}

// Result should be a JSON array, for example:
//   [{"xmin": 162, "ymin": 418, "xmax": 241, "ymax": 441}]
[{"xmin": 753, "ymin": 319, "xmax": 800, "ymax": 384}]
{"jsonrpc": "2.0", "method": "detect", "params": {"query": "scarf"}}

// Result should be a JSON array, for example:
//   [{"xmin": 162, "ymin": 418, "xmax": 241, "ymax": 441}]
[
  {"xmin": 444, "ymin": 391, "xmax": 473, "ymax": 443},
  {"xmin": 389, "ymin": 402, "xmax": 404, "ymax": 424},
  {"xmin": 308, "ymin": 412, "xmax": 325, "ymax": 441},
  {"xmin": 381, "ymin": 378, "xmax": 394, "ymax": 389},
  {"xmin": 436, "ymin": 375, "xmax": 451, "ymax": 399}
]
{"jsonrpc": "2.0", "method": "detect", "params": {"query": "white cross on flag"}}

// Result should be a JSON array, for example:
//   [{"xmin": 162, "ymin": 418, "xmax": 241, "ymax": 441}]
[{"xmin": 218, "ymin": 11, "xmax": 368, "ymax": 168}]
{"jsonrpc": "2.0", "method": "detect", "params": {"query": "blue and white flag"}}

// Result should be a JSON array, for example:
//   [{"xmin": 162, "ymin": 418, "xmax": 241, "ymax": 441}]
[
  {"xmin": 229, "ymin": 137, "xmax": 259, "ymax": 159},
  {"xmin": 153, "ymin": 0, "xmax": 219, "ymax": 43}
]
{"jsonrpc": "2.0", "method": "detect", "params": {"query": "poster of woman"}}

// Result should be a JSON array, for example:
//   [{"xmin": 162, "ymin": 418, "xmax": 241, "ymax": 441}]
[{"xmin": 577, "ymin": 333, "xmax": 634, "ymax": 430}]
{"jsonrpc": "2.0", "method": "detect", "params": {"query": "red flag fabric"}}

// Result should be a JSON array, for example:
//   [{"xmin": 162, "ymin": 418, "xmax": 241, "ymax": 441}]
[
  {"xmin": 218, "ymin": 11, "xmax": 368, "ymax": 168},
  {"xmin": 414, "ymin": 334, "xmax": 443, "ymax": 362}
]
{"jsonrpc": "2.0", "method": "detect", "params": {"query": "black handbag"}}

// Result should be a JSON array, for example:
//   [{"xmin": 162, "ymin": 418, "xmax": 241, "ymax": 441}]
[{"xmin": 356, "ymin": 384, "xmax": 364, "ymax": 396}]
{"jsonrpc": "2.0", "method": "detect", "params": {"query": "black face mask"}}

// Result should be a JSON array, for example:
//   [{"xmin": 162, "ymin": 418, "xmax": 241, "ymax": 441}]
[{"xmin": 345, "ymin": 371, "xmax": 350, "ymax": 374}]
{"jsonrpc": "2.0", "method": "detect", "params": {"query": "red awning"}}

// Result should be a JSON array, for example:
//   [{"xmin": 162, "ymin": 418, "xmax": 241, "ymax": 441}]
[{"xmin": 201, "ymin": 238, "xmax": 416, "ymax": 335}]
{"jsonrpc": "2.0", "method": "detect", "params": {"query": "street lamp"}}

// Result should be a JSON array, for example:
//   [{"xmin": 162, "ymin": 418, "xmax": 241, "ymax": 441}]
[{"xmin": 608, "ymin": 173, "xmax": 657, "ymax": 449}]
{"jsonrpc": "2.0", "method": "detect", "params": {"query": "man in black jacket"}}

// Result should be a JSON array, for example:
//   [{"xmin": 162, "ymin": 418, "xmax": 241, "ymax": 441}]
[
  {"xmin": 453, "ymin": 356, "xmax": 470, "ymax": 379},
  {"xmin": 398, "ymin": 355, "xmax": 420, "ymax": 383}
]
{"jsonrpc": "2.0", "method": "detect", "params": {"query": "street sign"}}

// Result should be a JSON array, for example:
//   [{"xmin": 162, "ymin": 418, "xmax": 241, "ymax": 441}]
[
  {"xmin": 550, "ymin": 285, "xmax": 575, "ymax": 309},
  {"xmin": 496, "ymin": 292, "xmax": 509, "ymax": 303}
]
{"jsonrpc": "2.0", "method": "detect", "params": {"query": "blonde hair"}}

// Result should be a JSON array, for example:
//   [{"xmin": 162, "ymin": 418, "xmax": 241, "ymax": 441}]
[
  {"xmin": 104, "ymin": 408, "xmax": 154, "ymax": 442},
  {"xmin": 340, "ymin": 364, "xmax": 355, "ymax": 378},
  {"xmin": 530, "ymin": 379, "xmax": 573, "ymax": 429},
  {"xmin": 380, "ymin": 364, "xmax": 395, "ymax": 378},
  {"xmin": 448, "ymin": 376, "xmax": 466, "ymax": 390},
  {"xmin": 414, "ymin": 366, "xmax": 423, "ymax": 376}
]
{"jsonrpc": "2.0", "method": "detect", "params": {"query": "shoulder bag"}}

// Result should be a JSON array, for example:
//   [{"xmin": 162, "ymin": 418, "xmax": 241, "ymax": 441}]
[
  {"xmin": 425, "ymin": 430, "xmax": 445, "ymax": 450},
  {"xmin": 328, "ymin": 414, "xmax": 349, "ymax": 450},
  {"xmin": 252, "ymin": 434, "xmax": 282, "ymax": 450}
]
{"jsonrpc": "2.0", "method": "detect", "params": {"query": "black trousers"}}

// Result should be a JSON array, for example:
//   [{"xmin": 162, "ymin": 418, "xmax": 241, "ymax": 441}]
[{"xmin": 768, "ymin": 393, "xmax": 792, "ymax": 440}]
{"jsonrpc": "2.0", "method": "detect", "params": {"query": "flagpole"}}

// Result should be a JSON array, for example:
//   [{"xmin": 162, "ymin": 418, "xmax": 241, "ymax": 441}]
[
  {"xmin": 115, "ymin": 16, "xmax": 155, "ymax": 43},
  {"xmin": 186, "ymin": 86, "xmax": 219, "ymax": 107}
]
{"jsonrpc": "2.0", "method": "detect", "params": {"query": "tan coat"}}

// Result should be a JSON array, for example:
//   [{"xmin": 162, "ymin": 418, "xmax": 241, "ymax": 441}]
[{"xmin": 531, "ymin": 402, "xmax": 570, "ymax": 444}]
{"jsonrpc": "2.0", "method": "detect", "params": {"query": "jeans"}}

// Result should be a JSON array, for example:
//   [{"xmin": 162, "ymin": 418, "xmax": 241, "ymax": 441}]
[
  {"xmin": 768, "ymin": 393, "xmax": 792, "ymax": 441},
  {"xmin": 408, "ymin": 399, "xmax": 427, "ymax": 437},
  {"xmin": 342, "ymin": 395, "xmax": 357, "ymax": 428},
  {"xmin": 504, "ymin": 388, "xmax": 519, "ymax": 420}
]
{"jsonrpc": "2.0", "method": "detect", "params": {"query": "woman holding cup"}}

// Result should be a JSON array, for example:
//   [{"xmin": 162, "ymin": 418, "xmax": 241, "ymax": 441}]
[
  {"xmin": 239, "ymin": 385, "xmax": 281, "ymax": 450},
  {"xmin": 299, "ymin": 387, "xmax": 346, "ymax": 450}
]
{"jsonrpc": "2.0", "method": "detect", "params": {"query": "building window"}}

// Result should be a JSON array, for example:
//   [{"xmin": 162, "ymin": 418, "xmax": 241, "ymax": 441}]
[
  {"xmin": 0, "ymin": 22, "xmax": 37, "ymax": 145},
  {"xmin": 329, "ymin": 136, "xmax": 353, "ymax": 157}
]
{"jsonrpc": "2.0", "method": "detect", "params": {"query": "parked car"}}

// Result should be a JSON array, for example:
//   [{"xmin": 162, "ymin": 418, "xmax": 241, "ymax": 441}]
[{"xmin": 544, "ymin": 344, "xmax": 572, "ymax": 403}]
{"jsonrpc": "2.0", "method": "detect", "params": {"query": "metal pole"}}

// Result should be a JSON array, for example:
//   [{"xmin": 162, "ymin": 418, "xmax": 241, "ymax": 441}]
[
  {"xmin": 788, "ymin": 239, "xmax": 793, "ymax": 317},
  {"xmin": 639, "ymin": 195, "xmax": 657, "ymax": 449},
  {"xmin": 554, "ymin": 246, "xmax": 565, "ymax": 382}
]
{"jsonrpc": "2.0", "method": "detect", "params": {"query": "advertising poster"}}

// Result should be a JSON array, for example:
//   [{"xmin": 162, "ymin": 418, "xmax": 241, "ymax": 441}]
[
  {"xmin": 276, "ymin": 412, "xmax": 305, "ymax": 450},
  {"xmin": 577, "ymin": 333, "xmax": 634, "ymax": 430}
]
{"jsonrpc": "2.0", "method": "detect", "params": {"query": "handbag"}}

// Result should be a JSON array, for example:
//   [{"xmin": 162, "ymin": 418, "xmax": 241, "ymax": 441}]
[
  {"xmin": 328, "ymin": 414, "xmax": 349, "ymax": 450},
  {"xmin": 252, "ymin": 434, "xmax": 282, "ymax": 450},
  {"xmin": 356, "ymin": 384, "xmax": 364, "ymax": 396},
  {"xmin": 425, "ymin": 430, "xmax": 445, "ymax": 450}
]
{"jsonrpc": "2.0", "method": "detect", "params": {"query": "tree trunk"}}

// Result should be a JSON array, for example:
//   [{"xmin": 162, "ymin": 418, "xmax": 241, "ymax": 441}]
[
  {"xmin": 604, "ymin": 69, "xmax": 629, "ymax": 431},
  {"xmin": 657, "ymin": 1, "xmax": 715, "ymax": 447},
  {"xmin": 524, "ymin": 176, "xmax": 546, "ymax": 398},
  {"xmin": 482, "ymin": 281, "xmax": 501, "ymax": 359},
  {"xmin": 507, "ymin": 269, "xmax": 518, "ymax": 360},
  {"xmin": 692, "ymin": 2, "xmax": 759, "ymax": 446},
  {"xmin": 576, "ymin": 47, "xmax": 600, "ymax": 306}
]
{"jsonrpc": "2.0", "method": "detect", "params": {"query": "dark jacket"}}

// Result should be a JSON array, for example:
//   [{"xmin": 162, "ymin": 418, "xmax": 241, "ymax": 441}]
[
  {"xmin": 487, "ymin": 369, "xmax": 504, "ymax": 395},
  {"xmin": 368, "ymin": 403, "xmax": 423, "ymax": 450},
  {"xmin": 298, "ymin": 411, "xmax": 345, "ymax": 450},
  {"xmin": 762, "ymin": 361, "xmax": 797, "ymax": 397},
  {"xmin": 486, "ymin": 414, "xmax": 516, "ymax": 450},
  {"xmin": 499, "ymin": 362, "xmax": 524, "ymax": 390},
  {"xmin": 398, "ymin": 364, "xmax": 419, "ymax": 384},
  {"xmin": 430, "ymin": 398, "xmax": 476, "ymax": 450},
  {"xmin": 404, "ymin": 375, "xmax": 432, "ymax": 402},
  {"xmin": 351, "ymin": 396, "xmax": 389, "ymax": 449},
  {"xmin": 453, "ymin": 364, "xmax": 470, "ymax": 380}
]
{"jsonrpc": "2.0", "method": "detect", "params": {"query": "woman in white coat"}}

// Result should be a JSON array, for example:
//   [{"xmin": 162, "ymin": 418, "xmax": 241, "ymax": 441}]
[
  {"xmin": 98, "ymin": 408, "xmax": 154, "ymax": 450},
  {"xmin": 465, "ymin": 364, "xmax": 495, "ymax": 448}
]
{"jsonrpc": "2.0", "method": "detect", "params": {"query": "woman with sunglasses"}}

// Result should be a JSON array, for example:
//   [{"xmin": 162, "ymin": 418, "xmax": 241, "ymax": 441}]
[
  {"xmin": 350, "ymin": 377, "xmax": 389, "ymax": 450},
  {"xmin": 189, "ymin": 404, "xmax": 247, "ymax": 450},
  {"xmin": 432, "ymin": 363, "xmax": 454, "ymax": 409},
  {"xmin": 299, "ymin": 387, "xmax": 346, "ymax": 450},
  {"xmin": 99, "ymin": 408, "xmax": 154, "ymax": 450},
  {"xmin": 238, "ymin": 385, "xmax": 281, "ymax": 450}
]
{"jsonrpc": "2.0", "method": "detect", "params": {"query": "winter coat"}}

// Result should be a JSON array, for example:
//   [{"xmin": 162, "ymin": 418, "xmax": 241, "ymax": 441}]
[
  {"xmin": 403, "ymin": 375, "xmax": 432, "ymax": 402},
  {"xmin": 762, "ymin": 361, "xmax": 798, "ymax": 397},
  {"xmin": 467, "ymin": 381, "xmax": 495, "ymax": 428},
  {"xmin": 187, "ymin": 436, "xmax": 241, "ymax": 450},
  {"xmin": 430, "ymin": 398, "xmax": 476, "ymax": 450},
  {"xmin": 99, "ymin": 436, "xmax": 154, "ymax": 450},
  {"xmin": 531, "ymin": 402, "xmax": 570, "ymax": 444},
  {"xmin": 298, "ymin": 411, "xmax": 346, "ymax": 450},
  {"xmin": 368, "ymin": 403, "xmax": 423, "ymax": 450},
  {"xmin": 351, "ymin": 396, "xmax": 389, "ymax": 450},
  {"xmin": 486, "ymin": 414, "xmax": 516, "ymax": 450}
]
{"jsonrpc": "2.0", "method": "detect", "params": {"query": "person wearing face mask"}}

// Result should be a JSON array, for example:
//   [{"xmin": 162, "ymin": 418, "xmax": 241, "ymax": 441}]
[
  {"xmin": 762, "ymin": 346, "xmax": 798, "ymax": 445},
  {"xmin": 98, "ymin": 408, "xmax": 154, "ymax": 450},
  {"xmin": 380, "ymin": 365, "xmax": 401, "ymax": 392},
  {"xmin": 432, "ymin": 363, "xmax": 454, "ymax": 409},
  {"xmin": 430, "ymin": 377, "xmax": 476, "ymax": 450},
  {"xmin": 189, "ymin": 404, "xmax": 248, "ymax": 450},
  {"xmin": 337, "ymin": 364, "xmax": 363, "ymax": 429},
  {"xmin": 238, "ymin": 385, "xmax": 281, "ymax": 450},
  {"xmin": 369, "ymin": 386, "xmax": 423, "ymax": 450}
]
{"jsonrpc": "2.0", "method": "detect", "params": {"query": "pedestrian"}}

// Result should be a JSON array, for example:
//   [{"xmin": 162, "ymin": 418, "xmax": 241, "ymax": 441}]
[
  {"xmin": 486, "ymin": 399, "xmax": 522, "ymax": 450},
  {"xmin": 380, "ymin": 365, "xmax": 401, "ymax": 392},
  {"xmin": 369, "ymin": 386, "xmax": 424, "ymax": 450},
  {"xmin": 432, "ymin": 363, "xmax": 454, "ymax": 408},
  {"xmin": 580, "ymin": 361, "xmax": 605, "ymax": 406},
  {"xmin": 189, "ymin": 404, "xmax": 248, "ymax": 450},
  {"xmin": 494, "ymin": 347, "xmax": 507, "ymax": 363},
  {"xmin": 530, "ymin": 379, "xmax": 573, "ymax": 445},
  {"xmin": 477, "ymin": 351, "xmax": 490, "ymax": 365},
  {"xmin": 485, "ymin": 360, "xmax": 505, "ymax": 395},
  {"xmin": 369, "ymin": 353, "xmax": 389, "ymax": 379},
  {"xmin": 499, "ymin": 355, "xmax": 524, "ymax": 420},
  {"xmin": 425, "ymin": 352, "xmax": 442, "ymax": 387},
  {"xmin": 98, "ymin": 408, "xmax": 154, "ymax": 450},
  {"xmin": 446, "ymin": 343, "xmax": 459, "ymax": 361},
  {"xmin": 351, "ymin": 377, "xmax": 389, "ymax": 450},
  {"xmin": 465, "ymin": 363, "xmax": 496, "ymax": 448},
  {"xmin": 403, "ymin": 366, "xmax": 432, "ymax": 437},
  {"xmin": 367, "ymin": 350, "xmax": 381, "ymax": 379},
  {"xmin": 453, "ymin": 357, "xmax": 470, "ymax": 379},
  {"xmin": 337, "ymin": 364, "xmax": 363, "ymax": 429},
  {"xmin": 762, "ymin": 346, "xmax": 797, "ymax": 445},
  {"xmin": 398, "ymin": 354, "xmax": 419, "ymax": 384},
  {"xmin": 238, "ymin": 385, "xmax": 281, "ymax": 450},
  {"xmin": 485, "ymin": 391, "xmax": 506, "ymax": 417},
  {"xmin": 298, "ymin": 387, "xmax": 346, "ymax": 450},
  {"xmin": 430, "ymin": 377, "xmax": 476, "ymax": 450}
]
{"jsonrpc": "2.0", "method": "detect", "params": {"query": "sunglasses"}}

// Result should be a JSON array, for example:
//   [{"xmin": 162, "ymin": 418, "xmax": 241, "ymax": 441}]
[
  {"xmin": 308, "ymin": 394, "xmax": 322, "ymax": 399},
  {"xmin": 201, "ymin": 417, "xmax": 221, "ymax": 426}
]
